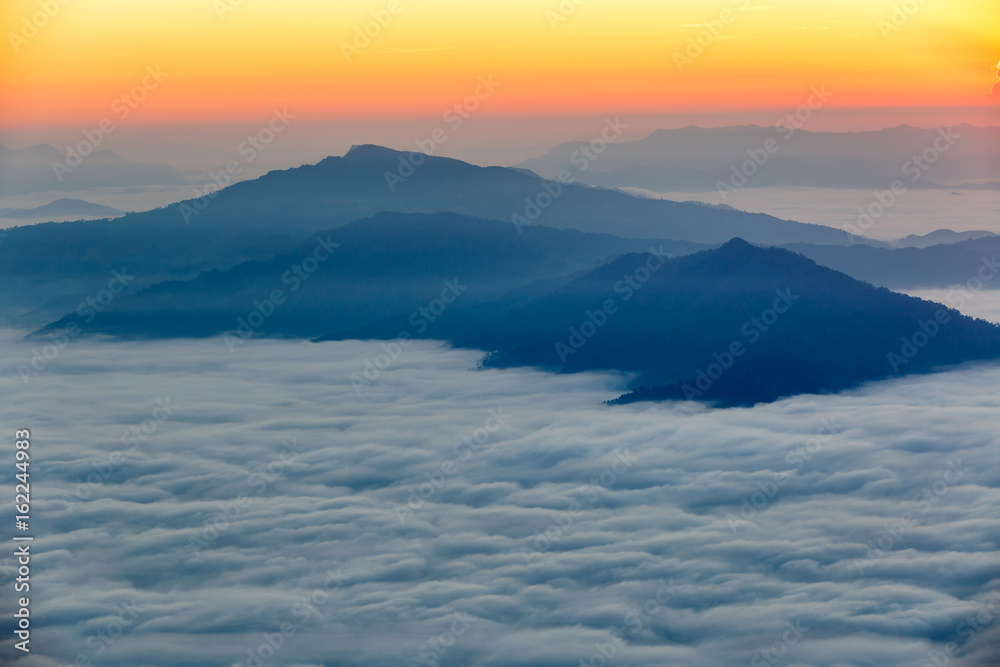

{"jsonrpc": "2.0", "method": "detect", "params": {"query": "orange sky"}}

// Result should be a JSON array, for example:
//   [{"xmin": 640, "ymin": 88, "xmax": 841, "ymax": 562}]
[{"xmin": 1, "ymin": 0, "xmax": 998, "ymax": 128}]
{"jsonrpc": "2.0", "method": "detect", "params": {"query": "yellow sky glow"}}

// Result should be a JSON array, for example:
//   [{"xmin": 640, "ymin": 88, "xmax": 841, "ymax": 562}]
[{"xmin": 1, "ymin": 0, "xmax": 997, "ymax": 127}]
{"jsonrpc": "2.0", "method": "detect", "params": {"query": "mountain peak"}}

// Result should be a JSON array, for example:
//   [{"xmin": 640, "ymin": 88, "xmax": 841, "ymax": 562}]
[
  {"xmin": 344, "ymin": 144, "xmax": 406, "ymax": 160},
  {"xmin": 711, "ymin": 237, "xmax": 765, "ymax": 260},
  {"xmin": 10, "ymin": 143, "xmax": 63, "ymax": 160}
]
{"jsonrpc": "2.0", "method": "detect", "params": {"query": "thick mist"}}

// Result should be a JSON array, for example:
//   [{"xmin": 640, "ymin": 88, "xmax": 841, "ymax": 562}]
[{"xmin": 1, "ymin": 331, "xmax": 997, "ymax": 666}]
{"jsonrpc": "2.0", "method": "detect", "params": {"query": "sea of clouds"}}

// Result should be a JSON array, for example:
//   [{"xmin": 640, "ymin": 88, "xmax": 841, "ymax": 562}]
[
  {"xmin": 0, "ymin": 328, "xmax": 998, "ymax": 667},
  {"xmin": 627, "ymin": 187, "xmax": 1000, "ymax": 242}
]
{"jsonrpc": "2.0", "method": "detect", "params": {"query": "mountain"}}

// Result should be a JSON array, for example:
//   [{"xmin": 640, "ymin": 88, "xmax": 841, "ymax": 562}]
[
  {"xmin": 34, "ymin": 213, "xmax": 704, "ymax": 340},
  {"xmin": 0, "ymin": 145, "xmax": 856, "ymax": 325},
  {"xmin": 33, "ymin": 212, "xmax": 1000, "ymax": 406},
  {"xmin": 323, "ymin": 240, "xmax": 1000, "ymax": 406},
  {"xmin": 516, "ymin": 125, "xmax": 1000, "ymax": 192},
  {"xmin": 0, "ymin": 144, "xmax": 189, "ymax": 195},
  {"xmin": 785, "ymin": 236, "xmax": 1000, "ymax": 290},
  {"xmin": 0, "ymin": 198, "xmax": 124, "ymax": 219},
  {"xmin": 0, "ymin": 215, "xmax": 268, "ymax": 327},
  {"xmin": 152, "ymin": 143, "xmax": 855, "ymax": 244},
  {"xmin": 891, "ymin": 229, "xmax": 996, "ymax": 248}
]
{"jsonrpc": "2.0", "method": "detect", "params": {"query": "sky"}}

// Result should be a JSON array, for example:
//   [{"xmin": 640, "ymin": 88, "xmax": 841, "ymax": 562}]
[
  {"xmin": 2, "ymin": 5, "xmax": 1000, "ymax": 665},
  {"xmin": 1, "ymin": 0, "xmax": 998, "ymax": 130},
  {"xmin": 1, "ymin": 332, "xmax": 999, "ymax": 666}
]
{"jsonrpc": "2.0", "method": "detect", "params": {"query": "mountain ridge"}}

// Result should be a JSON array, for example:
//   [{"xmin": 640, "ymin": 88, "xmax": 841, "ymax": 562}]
[
  {"xmin": 318, "ymin": 235, "xmax": 1000, "ymax": 406},
  {"xmin": 0, "ymin": 197, "xmax": 124, "ymax": 220},
  {"xmin": 517, "ymin": 124, "xmax": 1000, "ymax": 191},
  {"xmin": 0, "ymin": 144, "xmax": 859, "ymax": 325}
]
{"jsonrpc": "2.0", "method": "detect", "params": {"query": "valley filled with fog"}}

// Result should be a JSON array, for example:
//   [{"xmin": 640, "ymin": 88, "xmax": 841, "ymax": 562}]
[
  {"xmin": 2, "ymin": 328, "xmax": 998, "ymax": 667},
  {"xmin": 4, "ymin": 1, "xmax": 1000, "ymax": 665},
  {"xmin": 626, "ymin": 187, "xmax": 1000, "ymax": 242}
]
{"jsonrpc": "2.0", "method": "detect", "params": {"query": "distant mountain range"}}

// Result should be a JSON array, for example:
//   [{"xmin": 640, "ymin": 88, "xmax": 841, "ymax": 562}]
[
  {"xmin": 316, "ymin": 235, "xmax": 1000, "ymax": 406},
  {"xmin": 890, "ymin": 229, "xmax": 996, "ymax": 248},
  {"xmin": 36, "ymin": 213, "xmax": 698, "ymax": 339},
  {"xmin": 0, "ymin": 144, "xmax": 189, "ymax": 195},
  {"xmin": 516, "ymin": 125, "xmax": 1000, "ymax": 191},
  {"xmin": 151, "ymin": 143, "xmax": 855, "ymax": 245},
  {"xmin": 29, "ymin": 213, "xmax": 1000, "ymax": 407},
  {"xmin": 0, "ymin": 145, "xmax": 857, "ymax": 326},
  {"xmin": 0, "ymin": 198, "xmax": 124, "ymax": 220},
  {"xmin": 10, "ymin": 146, "xmax": 1000, "ymax": 406},
  {"xmin": 786, "ymin": 236, "xmax": 1000, "ymax": 290}
]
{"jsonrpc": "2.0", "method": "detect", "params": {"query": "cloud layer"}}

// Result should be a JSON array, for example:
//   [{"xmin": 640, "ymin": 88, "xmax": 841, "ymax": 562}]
[{"xmin": 0, "ymin": 330, "xmax": 998, "ymax": 667}]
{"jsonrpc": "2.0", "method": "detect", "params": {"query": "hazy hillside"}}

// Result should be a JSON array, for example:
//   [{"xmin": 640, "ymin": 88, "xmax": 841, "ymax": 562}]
[
  {"xmin": 0, "ymin": 143, "xmax": 189, "ymax": 195},
  {"xmin": 0, "ymin": 145, "xmax": 857, "ymax": 325},
  {"xmin": 786, "ymin": 236, "xmax": 1000, "ymax": 290},
  {"xmin": 152, "ymin": 143, "xmax": 856, "ymax": 244},
  {"xmin": 322, "ymin": 238, "xmax": 1000, "ymax": 406},
  {"xmin": 0, "ymin": 197, "xmax": 124, "ymax": 219},
  {"xmin": 34, "ymin": 213, "xmax": 702, "ymax": 340},
  {"xmin": 517, "ymin": 125, "xmax": 1000, "ymax": 191}
]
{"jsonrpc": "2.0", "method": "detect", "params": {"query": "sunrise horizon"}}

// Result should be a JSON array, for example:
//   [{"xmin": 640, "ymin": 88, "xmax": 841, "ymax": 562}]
[
  {"xmin": 2, "ymin": 3, "xmax": 1000, "ymax": 667},
  {"xmin": 2, "ymin": 0, "xmax": 998, "ymax": 129}
]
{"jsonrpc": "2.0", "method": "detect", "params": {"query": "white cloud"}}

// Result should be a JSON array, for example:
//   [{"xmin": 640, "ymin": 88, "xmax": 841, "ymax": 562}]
[{"xmin": 0, "ymin": 330, "xmax": 998, "ymax": 666}]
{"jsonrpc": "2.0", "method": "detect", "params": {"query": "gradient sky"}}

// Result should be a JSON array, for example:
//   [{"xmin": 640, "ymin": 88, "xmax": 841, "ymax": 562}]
[{"xmin": 1, "ymin": 0, "xmax": 998, "ymax": 130}]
